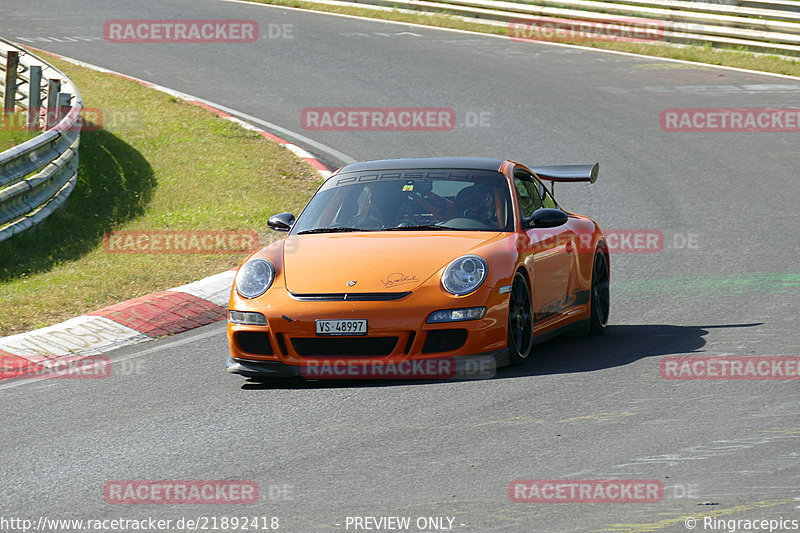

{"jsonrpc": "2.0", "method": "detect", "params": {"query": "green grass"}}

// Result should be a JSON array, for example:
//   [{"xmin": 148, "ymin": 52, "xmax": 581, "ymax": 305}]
[
  {"xmin": 245, "ymin": 0, "xmax": 800, "ymax": 78},
  {"xmin": 0, "ymin": 55, "xmax": 323, "ymax": 336},
  {"xmin": 0, "ymin": 111, "xmax": 38, "ymax": 151}
]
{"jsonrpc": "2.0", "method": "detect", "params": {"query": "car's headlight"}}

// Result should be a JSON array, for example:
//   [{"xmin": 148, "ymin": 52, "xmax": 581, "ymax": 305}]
[
  {"xmin": 441, "ymin": 255, "xmax": 487, "ymax": 296},
  {"xmin": 427, "ymin": 307, "xmax": 486, "ymax": 323},
  {"xmin": 235, "ymin": 258, "xmax": 275, "ymax": 299},
  {"xmin": 228, "ymin": 310, "xmax": 268, "ymax": 326}
]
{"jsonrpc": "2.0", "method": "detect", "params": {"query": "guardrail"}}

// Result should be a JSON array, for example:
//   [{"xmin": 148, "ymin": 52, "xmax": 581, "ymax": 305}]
[
  {"xmin": 716, "ymin": 0, "xmax": 799, "ymax": 13},
  {"xmin": 0, "ymin": 38, "xmax": 82, "ymax": 244},
  {"xmin": 344, "ymin": 0, "xmax": 800, "ymax": 56}
]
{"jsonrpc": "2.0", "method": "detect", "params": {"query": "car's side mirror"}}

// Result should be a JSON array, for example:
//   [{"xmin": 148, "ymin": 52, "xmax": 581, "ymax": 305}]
[
  {"xmin": 527, "ymin": 208, "xmax": 568, "ymax": 228},
  {"xmin": 268, "ymin": 212, "xmax": 295, "ymax": 232}
]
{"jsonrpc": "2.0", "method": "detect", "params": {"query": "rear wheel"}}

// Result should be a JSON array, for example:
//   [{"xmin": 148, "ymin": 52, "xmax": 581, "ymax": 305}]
[
  {"xmin": 589, "ymin": 250, "xmax": 610, "ymax": 335},
  {"xmin": 508, "ymin": 272, "xmax": 533, "ymax": 365}
]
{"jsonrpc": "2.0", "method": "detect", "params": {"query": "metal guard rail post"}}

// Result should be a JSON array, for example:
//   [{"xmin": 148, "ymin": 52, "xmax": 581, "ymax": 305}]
[{"xmin": 0, "ymin": 37, "xmax": 82, "ymax": 244}]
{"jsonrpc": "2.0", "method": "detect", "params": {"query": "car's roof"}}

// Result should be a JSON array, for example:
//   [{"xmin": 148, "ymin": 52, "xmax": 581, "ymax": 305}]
[{"xmin": 336, "ymin": 157, "xmax": 507, "ymax": 174}]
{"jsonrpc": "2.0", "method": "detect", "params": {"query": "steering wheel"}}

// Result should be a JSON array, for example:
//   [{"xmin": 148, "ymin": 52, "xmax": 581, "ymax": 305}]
[
  {"xmin": 394, "ymin": 199, "xmax": 419, "ymax": 226},
  {"xmin": 357, "ymin": 204, "xmax": 384, "ymax": 229}
]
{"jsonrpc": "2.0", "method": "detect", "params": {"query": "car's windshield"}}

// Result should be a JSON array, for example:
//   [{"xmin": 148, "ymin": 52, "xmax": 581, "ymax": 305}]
[{"xmin": 291, "ymin": 169, "xmax": 514, "ymax": 234}]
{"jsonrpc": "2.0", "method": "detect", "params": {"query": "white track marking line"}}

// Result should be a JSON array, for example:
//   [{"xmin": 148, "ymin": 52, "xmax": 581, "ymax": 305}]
[
  {"xmin": 219, "ymin": 0, "xmax": 800, "ymax": 81},
  {"xmin": 0, "ymin": 327, "xmax": 221, "ymax": 392}
]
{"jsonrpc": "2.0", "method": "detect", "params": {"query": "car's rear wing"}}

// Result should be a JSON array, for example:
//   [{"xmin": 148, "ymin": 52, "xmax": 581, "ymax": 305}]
[{"xmin": 530, "ymin": 163, "xmax": 598, "ymax": 195}]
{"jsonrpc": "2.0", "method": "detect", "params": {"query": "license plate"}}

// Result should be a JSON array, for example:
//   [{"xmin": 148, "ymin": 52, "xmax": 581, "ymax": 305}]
[{"xmin": 316, "ymin": 319, "xmax": 368, "ymax": 336}]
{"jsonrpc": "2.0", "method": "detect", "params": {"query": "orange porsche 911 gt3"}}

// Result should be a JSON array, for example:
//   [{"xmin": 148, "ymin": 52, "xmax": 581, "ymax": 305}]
[{"xmin": 227, "ymin": 157, "xmax": 609, "ymax": 380}]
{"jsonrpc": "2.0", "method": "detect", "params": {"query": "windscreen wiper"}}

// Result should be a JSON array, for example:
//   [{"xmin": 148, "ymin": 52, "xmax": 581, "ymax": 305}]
[
  {"xmin": 385, "ymin": 224, "xmax": 461, "ymax": 231},
  {"xmin": 296, "ymin": 227, "xmax": 368, "ymax": 235}
]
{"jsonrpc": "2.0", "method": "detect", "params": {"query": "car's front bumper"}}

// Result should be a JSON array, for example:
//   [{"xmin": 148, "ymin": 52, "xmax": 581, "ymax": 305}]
[{"xmin": 226, "ymin": 284, "xmax": 510, "ymax": 379}]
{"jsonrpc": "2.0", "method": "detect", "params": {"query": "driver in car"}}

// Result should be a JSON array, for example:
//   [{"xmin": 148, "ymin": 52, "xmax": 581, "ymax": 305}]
[{"xmin": 452, "ymin": 184, "xmax": 497, "ymax": 227}]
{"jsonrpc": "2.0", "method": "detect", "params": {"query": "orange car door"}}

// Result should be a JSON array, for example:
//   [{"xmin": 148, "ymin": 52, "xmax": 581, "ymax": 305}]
[{"xmin": 514, "ymin": 172, "xmax": 574, "ymax": 326}]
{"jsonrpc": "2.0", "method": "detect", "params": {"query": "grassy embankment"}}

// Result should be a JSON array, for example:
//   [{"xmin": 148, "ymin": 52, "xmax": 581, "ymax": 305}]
[
  {"xmin": 0, "ymin": 111, "xmax": 37, "ymax": 151},
  {"xmin": 0, "ymin": 56, "xmax": 322, "ymax": 336}
]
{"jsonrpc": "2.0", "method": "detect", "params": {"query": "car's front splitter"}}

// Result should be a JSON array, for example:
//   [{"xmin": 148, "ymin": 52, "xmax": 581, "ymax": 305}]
[{"xmin": 227, "ymin": 349, "xmax": 508, "ymax": 381}]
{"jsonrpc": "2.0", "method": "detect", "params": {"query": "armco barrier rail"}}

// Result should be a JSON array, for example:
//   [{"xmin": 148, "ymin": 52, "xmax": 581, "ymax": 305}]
[
  {"xmin": 0, "ymin": 38, "xmax": 82, "ymax": 244},
  {"xmin": 345, "ymin": 0, "xmax": 800, "ymax": 56}
]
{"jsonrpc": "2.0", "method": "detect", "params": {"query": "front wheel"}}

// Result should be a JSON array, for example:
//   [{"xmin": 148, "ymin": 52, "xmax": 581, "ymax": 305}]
[
  {"xmin": 508, "ymin": 272, "xmax": 534, "ymax": 365},
  {"xmin": 589, "ymin": 249, "xmax": 610, "ymax": 335}
]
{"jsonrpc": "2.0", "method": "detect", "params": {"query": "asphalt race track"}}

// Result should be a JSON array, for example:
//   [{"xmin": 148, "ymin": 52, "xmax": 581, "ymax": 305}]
[{"xmin": 1, "ymin": 0, "xmax": 798, "ymax": 531}]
